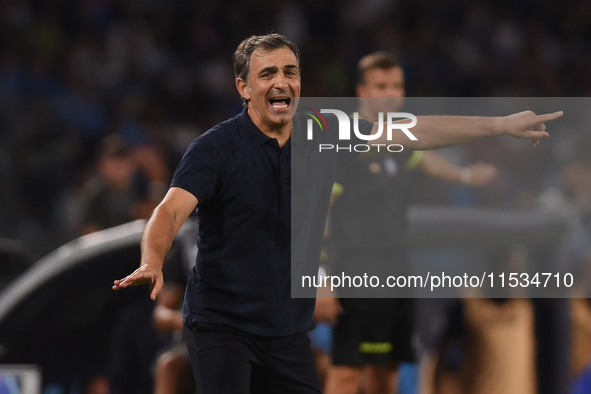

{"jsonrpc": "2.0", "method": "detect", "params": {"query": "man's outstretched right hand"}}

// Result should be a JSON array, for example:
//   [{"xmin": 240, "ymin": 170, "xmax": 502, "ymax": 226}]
[{"xmin": 113, "ymin": 265, "xmax": 164, "ymax": 300}]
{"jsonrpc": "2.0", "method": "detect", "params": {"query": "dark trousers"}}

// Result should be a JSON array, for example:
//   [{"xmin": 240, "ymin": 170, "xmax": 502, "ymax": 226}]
[{"xmin": 184, "ymin": 321, "xmax": 322, "ymax": 394}]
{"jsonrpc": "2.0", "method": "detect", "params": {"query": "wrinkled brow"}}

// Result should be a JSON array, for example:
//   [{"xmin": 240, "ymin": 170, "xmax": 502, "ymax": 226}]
[{"xmin": 259, "ymin": 64, "xmax": 299, "ymax": 74}]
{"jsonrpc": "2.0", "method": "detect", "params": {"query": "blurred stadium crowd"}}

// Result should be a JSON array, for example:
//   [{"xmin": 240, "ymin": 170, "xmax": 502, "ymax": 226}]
[
  {"xmin": 1, "ymin": 1, "xmax": 591, "ymax": 394},
  {"xmin": 1, "ymin": 0, "xmax": 591, "ymax": 259}
]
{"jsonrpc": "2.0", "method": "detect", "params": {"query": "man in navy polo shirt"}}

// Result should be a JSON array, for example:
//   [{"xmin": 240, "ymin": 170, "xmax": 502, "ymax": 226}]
[{"xmin": 113, "ymin": 34, "xmax": 562, "ymax": 393}]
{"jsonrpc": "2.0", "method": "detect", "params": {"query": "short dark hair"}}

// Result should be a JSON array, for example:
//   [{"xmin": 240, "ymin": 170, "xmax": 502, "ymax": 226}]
[
  {"xmin": 357, "ymin": 52, "xmax": 401, "ymax": 84},
  {"xmin": 233, "ymin": 33, "xmax": 300, "ymax": 83}
]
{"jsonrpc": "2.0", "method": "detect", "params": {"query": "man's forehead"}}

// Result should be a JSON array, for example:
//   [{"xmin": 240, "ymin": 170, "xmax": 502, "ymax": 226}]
[
  {"xmin": 364, "ymin": 67, "xmax": 404, "ymax": 82},
  {"xmin": 367, "ymin": 66, "xmax": 403, "ymax": 77},
  {"xmin": 251, "ymin": 47, "xmax": 298, "ymax": 67}
]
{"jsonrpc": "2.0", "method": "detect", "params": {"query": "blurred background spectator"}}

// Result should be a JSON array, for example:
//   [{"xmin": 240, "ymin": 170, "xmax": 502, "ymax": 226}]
[{"xmin": 74, "ymin": 134, "xmax": 156, "ymax": 235}]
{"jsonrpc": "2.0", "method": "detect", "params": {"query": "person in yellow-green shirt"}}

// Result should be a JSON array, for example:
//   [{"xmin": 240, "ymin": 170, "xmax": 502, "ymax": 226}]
[{"xmin": 314, "ymin": 52, "xmax": 498, "ymax": 394}]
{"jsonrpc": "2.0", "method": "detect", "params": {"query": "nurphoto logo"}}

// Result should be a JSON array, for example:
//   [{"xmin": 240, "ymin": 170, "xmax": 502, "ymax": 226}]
[{"xmin": 304, "ymin": 109, "xmax": 418, "ymax": 152}]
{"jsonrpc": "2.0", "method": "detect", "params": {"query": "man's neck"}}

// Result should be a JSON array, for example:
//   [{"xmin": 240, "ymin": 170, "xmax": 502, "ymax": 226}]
[
  {"xmin": 358, "ymin": 106, "xmax": 378, "ymax": 123},
  {"xmin": 248, "ymin": 110, "xmax": 292, "ymax": 148}
]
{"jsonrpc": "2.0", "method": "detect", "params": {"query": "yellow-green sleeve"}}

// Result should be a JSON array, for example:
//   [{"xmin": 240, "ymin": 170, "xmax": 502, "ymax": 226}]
[
  {"xmin": 332, "ymin": 182, "xmax": 344, "ymax": 196},
  {"xmin": 405, "ymin": 151, "xmax": 424, "ymax": 170}
]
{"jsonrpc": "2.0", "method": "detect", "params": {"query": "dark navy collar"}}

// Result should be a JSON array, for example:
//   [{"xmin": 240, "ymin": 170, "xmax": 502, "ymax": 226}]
[
  {"xmin": 238, "ymin": 109, "xmax": 272, "ymax": 146},
  {"xmin": 238, "ymin": 109, "xmax": 294, "ymax": 148}
]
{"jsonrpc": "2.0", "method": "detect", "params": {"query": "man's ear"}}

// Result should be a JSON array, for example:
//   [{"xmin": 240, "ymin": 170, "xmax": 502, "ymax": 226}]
[{"xmin": 236, "ymin": 78, "xmax": 251, "ymax": 102}]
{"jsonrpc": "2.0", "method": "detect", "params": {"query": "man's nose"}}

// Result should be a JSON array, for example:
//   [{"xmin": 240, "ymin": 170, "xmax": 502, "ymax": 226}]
[{"xmin": 274, "ymin": 73, "xmax": 289, "ymax": 89}]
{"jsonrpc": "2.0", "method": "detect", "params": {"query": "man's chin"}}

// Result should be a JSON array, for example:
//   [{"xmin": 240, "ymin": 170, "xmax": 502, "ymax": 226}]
[{"xmin": 269, "ymin": 111, "xmax": 294, "ymax": 125}]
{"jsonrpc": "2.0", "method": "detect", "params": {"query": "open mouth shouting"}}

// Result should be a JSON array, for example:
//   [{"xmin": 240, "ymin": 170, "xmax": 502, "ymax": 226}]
[{"xmin": 269, "ymin": 96, "xmax": 292, "ymax": 111}]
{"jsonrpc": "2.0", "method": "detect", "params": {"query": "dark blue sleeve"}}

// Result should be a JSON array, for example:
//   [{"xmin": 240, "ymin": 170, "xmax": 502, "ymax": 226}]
[{"xmin": 171, "ymin": 136, "xmax": 221, "ymax": 204}]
